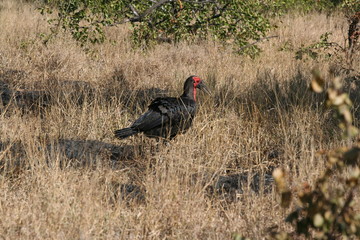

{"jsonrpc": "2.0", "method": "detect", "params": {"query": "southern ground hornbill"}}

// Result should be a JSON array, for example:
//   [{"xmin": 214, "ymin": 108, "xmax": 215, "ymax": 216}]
[{"xmin": 114, "ymin": 76, "xmax": 210, "ymax": 140}]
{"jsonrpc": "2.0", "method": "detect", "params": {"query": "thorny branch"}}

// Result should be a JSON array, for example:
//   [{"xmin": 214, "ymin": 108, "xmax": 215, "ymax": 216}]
[
  {"xmin": 112, "ymin": 0, "xmax": 221, "ymax": 25},
  {"xmin": 122, "ymin": 0, "xmax": 171, "ymax": 23}
]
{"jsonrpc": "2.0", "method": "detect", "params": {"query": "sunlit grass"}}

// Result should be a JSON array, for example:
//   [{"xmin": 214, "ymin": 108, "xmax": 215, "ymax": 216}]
[{"xmin": 0, "ymin": 1, "xmax": 358, "ymax": 239}]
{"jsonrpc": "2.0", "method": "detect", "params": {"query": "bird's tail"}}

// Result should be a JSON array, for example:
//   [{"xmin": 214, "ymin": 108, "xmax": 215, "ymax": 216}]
[{"xmin": 114, "ymin": 127, "xmax": 138, "ymax": 139}]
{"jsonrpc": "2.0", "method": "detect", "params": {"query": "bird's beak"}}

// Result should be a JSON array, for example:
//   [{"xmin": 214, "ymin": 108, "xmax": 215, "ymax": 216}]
[{"xmin": 197, "ymin": 81, "xmax": 211, "ymax": 95}]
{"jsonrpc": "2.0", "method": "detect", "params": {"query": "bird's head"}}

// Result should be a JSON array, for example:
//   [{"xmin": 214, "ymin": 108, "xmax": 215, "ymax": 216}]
[{"xmin": 184, "ymin": 75, "xmax": 210, "ymax": 100}]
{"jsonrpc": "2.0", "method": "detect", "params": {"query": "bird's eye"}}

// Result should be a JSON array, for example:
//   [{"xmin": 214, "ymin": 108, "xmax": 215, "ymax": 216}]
[{"xmin": 193, "ymin": 76, "xmax": 201, "ymax": 83}]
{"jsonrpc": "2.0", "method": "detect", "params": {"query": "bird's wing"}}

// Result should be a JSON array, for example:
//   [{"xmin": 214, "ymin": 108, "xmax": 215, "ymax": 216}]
[
  {"xmin": 149, "ymin": 97, "xmax": 192, "ymax": 117},
  {"xmin": 131, "ymin": 97, "xmax": 195, "ymax": 131},
  {"xmin": 131, "ymin": 110, "xmax": 168, "ymax": 131},
  {"xmin": 154, "ymin": 97, "xmax": 197, "ymax": 122}
]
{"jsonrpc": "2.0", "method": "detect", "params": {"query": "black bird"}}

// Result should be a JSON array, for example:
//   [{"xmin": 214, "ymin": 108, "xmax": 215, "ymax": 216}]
[{"xmin": 114, "ymin": 76, "xmax": 209, "ymax": 140}]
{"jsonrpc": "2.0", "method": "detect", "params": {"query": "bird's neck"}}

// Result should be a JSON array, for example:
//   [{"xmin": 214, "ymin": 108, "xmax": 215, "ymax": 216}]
[{"xmin": 181, "ymin": 86, "xmax": 196, "ymax": 101}]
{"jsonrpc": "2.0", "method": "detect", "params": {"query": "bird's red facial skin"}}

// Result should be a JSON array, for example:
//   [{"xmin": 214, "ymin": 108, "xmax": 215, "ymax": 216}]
[
  {"xmin": 192, "ymin": 76, "xmax": 201, "ymax": 101},
  {"xmin": 193, "ymin": 76, "xmax": 201, "ymax": 87}
]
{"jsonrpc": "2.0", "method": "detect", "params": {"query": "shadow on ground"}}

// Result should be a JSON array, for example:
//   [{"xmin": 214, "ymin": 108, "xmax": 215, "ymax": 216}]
[
  {"xmin": 107, "ymin": 171, "xmax": 275, "ymax": 205},
  {"xmin": 0, "ymin": 139, "xmax": 141, "ymax": 171},
  {"xmin": 45, "ymin": 139, "xmax": 139, "ymax": 168},
  {"xmin": 195, "ymin": 171, "xmax": 274, "ymax": 202},
  {"xmin": 0, "ymin": 138, "xmax": 275, "ymax": 203},
  {"xmin": 0, "ymin": 68, "xmax": 169, "ymax": 115}
]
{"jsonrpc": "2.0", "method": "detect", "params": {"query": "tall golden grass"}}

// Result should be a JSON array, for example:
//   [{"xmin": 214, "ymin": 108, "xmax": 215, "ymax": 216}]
[{"xmin": 0, "ymin": 0, "xmax": 359, "ymax": 239}]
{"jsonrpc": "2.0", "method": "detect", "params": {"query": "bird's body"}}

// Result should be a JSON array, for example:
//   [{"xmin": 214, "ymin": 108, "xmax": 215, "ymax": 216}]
[{"xmin": 114, "ymin": 76, "xmax": 209, "ymax": 140}]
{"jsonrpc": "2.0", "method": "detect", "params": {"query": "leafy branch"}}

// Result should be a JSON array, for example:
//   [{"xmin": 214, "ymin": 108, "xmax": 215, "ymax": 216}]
[
  {"xmin": 38, "ymin": 0, "xmax": 273, "ymax": 55},
  {"xmin": 270, "ymin": 71, "xmax": 360, "ymax": 240}
]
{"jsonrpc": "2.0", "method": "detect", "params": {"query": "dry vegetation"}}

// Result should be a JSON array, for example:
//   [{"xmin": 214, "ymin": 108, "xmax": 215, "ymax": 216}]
[{"xmin": 0, "ymin": 0, "xmax": 359, "ymax": 239}]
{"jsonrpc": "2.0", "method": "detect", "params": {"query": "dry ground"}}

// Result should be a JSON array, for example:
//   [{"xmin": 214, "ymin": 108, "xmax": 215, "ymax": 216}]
[{"xmin": 0, "ymin": 1, "xmax": 359, "ymax": 239}]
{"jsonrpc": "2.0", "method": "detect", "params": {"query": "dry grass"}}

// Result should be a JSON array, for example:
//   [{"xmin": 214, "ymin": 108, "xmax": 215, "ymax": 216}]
[{"xmin": 0, "ymin": 1, "xmax": 359, "ymax": 239}]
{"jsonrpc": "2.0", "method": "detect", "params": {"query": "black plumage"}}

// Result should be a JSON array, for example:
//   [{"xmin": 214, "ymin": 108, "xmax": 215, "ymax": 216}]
[{"xmin": 114, "ymin": 76, "xmax": 209, "ymax": 139}]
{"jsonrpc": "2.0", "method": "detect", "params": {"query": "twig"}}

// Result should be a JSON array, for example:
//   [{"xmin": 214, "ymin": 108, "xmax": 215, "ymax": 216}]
[
  {"xmin": 182, "ymin": 0, "xmax": 216, "ymax": 3},
  {"xmin": 107, "ymin": 0, "xmax": 172, "ymax": 25},
  {"xmin": 129, "ymin": 0, "xmax": 170, "ymax": 23},
  {"xmin": 129, "ymin": 4, "xmax": 140, "ymax": 17}
]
